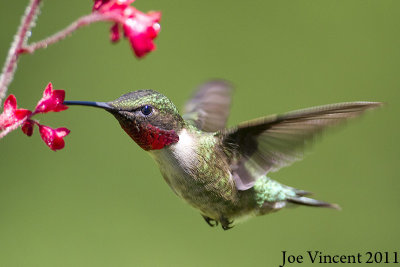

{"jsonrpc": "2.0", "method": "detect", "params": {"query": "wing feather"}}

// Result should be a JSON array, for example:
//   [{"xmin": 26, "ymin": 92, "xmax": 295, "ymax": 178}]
[
  {"xmin": 220, "ymin": 101, "xmax": 382, "ymax": 190},
  {"xmin": 183, "ymin": 80, "xmax": 233, "ymax": 132}
]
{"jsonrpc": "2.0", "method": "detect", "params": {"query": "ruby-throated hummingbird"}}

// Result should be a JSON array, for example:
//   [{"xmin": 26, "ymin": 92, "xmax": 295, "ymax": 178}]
[{"xmin": 64, "ymin": 81, "xmax": 381, "ymax": 230}]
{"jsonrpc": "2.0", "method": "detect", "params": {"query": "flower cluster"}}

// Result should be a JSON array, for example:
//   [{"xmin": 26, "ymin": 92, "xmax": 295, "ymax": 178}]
[
  {"xmin": 93, "ymin": 0, "xmax": 161, "ymax": 58},
  {"xmin": 0, "ymin": 83, "xmax": 70, "ymax": 151},
  {"xmin": 0, "ymin": 1, "xmax": 163, "ymax": 152}
]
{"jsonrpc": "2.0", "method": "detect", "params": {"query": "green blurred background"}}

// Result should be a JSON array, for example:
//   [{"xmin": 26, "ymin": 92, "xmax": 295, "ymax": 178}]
[{"xmin": 0, "ymin": 1, "xmax": 399, "ymax": 266}]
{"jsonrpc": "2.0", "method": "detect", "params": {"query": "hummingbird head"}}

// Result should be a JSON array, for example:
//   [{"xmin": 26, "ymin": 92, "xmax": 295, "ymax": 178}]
[{"xmin": 65, "ymin": 90, "xmax": 182, "ymax": 151}]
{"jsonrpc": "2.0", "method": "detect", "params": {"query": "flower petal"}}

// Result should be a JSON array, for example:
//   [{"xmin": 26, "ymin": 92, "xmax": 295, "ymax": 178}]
[
  {"xmin": 0, "ymin": 95, "xmax": 32, "ymax": 131},
  {"xmin": 38, "ymin": 124, "xmax": 70, "ymax": 151},
  {"xmin": 34, "ymin": 83, "xmax": 69, "ymax": 114},
  {"xmin": 123, "ymin": 11, "xmax": 161, "ymax": 57},
  {"xmin": 4, "ymin": 94, "xmax": 17, "ymax": 110}
]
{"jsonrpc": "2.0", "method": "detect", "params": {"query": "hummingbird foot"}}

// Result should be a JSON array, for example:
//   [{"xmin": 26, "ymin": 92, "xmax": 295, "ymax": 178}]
[
  {"xmin": 220, "ymin": 217, "xmax": 234, "ymax": 231},
  {"xmin": 202, "ymin": 215, "xmax": 219, "ymax": 227}
]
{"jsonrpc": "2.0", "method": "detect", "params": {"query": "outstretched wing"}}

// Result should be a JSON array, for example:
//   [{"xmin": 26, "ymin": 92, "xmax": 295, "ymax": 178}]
[
  {"xmin": 220, "ymin": 102, "xmax": 382, "ymax": 190},
  {"xmin": 183, "ymin": 80, "xmax": 233, "ymax": 132}
]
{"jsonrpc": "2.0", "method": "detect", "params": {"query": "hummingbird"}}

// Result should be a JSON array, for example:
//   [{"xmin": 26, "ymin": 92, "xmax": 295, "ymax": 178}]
[{"xmin": 64, "ymin": 81, "xmax": 381, "ymax": 230}]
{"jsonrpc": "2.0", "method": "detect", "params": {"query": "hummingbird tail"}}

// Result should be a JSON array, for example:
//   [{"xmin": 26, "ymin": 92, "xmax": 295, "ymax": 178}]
[
  {"xmin": 287, "ymin": 196, "xmax": 341, "ymax": 210},
  {"xmin": 253, "ymin": 177, "xmax": 341, "ymax": 213}
]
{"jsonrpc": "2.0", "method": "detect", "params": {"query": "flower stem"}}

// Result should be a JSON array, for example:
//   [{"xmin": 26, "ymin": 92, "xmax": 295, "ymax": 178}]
[
  {"xmin": 0, "ymin": 0, "xmax": 41, "ymax": 105},
  {"xmin": 0, "ymin": 119, "xmax": 27, "ymax": 138},
  {"xmin": 21, "ymin": 12, "xmax": 126, "ymax": 53},
  {"xmin": 0, "ymin": 4, "xmax": 125, "ymax": 106}
]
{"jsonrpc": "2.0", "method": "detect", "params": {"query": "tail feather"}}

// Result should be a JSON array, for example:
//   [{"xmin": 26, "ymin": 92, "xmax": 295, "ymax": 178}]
[
  {"xmin": 291, "ymin": 188, "xmax": 313, "ymax": 196},
  {"xmin": 287, "ymin": 196, "xmax": 341, "ymax": 210}
]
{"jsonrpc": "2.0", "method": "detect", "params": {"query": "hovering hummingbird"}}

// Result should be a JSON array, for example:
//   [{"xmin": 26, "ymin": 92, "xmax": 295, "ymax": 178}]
[{"xmin": 64, "ymin": 81, "xmax": 381, "ymax": 230}]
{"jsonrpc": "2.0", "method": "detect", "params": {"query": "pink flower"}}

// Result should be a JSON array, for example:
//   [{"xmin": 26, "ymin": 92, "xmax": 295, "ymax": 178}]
[
  {"xmin": 0, "ymin": 82, "xmax": 70, "ymax": 151},
  {"xmin": 123, "ymin": 11, "xmax": 161, "ymax": 58},
  {"xmin": 21, "ymin": 120, "xmax": 70, "ymax": 151},
  {"xmin": 0, "ymin": 95, "xmax": 31, "ymax": 131},
  {"xmin": 92, "ymin": 0, "xmax": 161, "ymax": 58},
  {"xmin": 34, "ymin": 83, "xmax": 68, "ymax": 114},
  {"xmin": 38, "ymin": 125, "xmax": 70, "ymax": 151}
]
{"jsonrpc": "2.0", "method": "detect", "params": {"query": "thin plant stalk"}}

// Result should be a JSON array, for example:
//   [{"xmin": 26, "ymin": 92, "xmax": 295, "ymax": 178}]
[{"xmin": 0, "ymin": 0, "xmax": 41, "ymax": 104}]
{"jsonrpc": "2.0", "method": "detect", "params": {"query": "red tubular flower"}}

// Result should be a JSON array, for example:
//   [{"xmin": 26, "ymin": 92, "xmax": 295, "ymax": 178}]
[
  {"xmin": 0, "ymin": 82, "xmax": 70, "ymax": 151},
  {"xmin": 92, "ymin": 0, "xmax": 161, "ymax": 58},
  {"xmin": 38, "ymin": 124, "xmax": 70, "ymax": 151},
  {"xmin": 123, "ymin": 10, "xmax": 161, "ymax": 58},
  {"xmin": 0, "ymin": 95, "xmax": 31, "ymax": 131},
  {"xmin": 34, "ymin": 82, "xmax": 68, "ymax": 114}
]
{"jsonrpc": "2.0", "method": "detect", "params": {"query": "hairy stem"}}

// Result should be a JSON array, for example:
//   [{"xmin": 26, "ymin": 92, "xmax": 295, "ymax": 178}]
[
  {"xmin": 0, "ymin": 0, "xmax": 41, "ymax": 105},
  {"xmin": 22, "ymin": 12, "xmax": 125, "ymax": 53},
  {"xmin": 0, "ymin": 4, "xmax": 125, "ymax": 106},
  {"xmin": 0, "ymin": 119, "xmax": 27, "ymax": 138}
]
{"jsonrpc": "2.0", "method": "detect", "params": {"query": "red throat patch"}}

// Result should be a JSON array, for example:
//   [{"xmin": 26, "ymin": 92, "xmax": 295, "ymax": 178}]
[{"xmin": 121, "ymin": 122, "xmax": 179, "ymax": 150}]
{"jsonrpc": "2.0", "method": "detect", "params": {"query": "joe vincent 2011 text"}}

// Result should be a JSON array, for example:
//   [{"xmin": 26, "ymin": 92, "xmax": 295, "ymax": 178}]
[{"xmin": 279, "ymin": 251, "xmax": 362, "ymax": 266}]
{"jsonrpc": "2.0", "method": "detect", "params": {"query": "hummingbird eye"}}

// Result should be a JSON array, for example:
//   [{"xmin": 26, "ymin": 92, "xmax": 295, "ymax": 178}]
[{"xmin": 140, "ymin": 105, "xmax": 153, "ymax": 116}]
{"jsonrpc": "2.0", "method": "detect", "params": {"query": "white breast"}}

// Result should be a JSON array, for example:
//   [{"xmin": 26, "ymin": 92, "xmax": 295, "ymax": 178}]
[{"xmin": 149, "ymin": 129, "xmax": 200, "ymax": 188}]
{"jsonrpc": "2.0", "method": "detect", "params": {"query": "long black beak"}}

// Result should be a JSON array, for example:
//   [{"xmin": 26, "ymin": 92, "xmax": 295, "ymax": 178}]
[{"xmin": 63, "ymin": 101, "xmax": 112, "ymax": 110}]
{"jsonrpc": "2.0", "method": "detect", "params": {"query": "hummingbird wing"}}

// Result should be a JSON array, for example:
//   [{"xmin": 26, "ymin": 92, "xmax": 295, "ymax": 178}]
[
  {"xmin": 183, "ymin": 80, "xmax": 233, "ymax": 132},
  {"xmin": 220, "ymin": 102, "xmax": 382, "ymax": 190}
]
